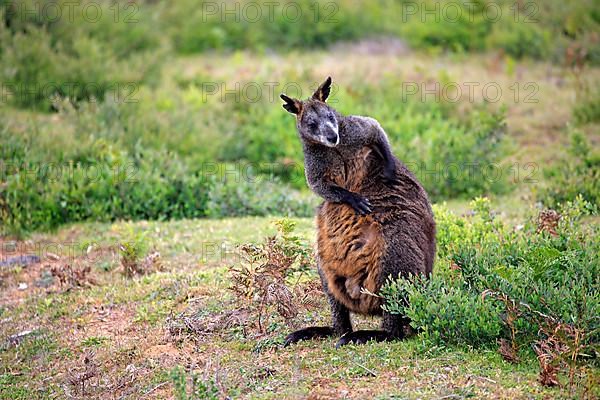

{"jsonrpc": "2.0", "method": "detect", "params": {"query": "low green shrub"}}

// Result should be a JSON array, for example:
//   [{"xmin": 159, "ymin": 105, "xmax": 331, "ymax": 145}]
[
  {"xmin": 0, "ymin": 152, "xmax": 213, "ymax": 233},
  {"xmin": 486, "ymin": 11, "xmax": 552, "ymax": 59},
  {"xmin": 395, "ymin": 0, "xmax": 491, "ymax": 53},
  {"xmin": 381, "ymin": 273, "xmax": 504, "ymax": 347},
  {"xmin": 0, "ymin": 95, "xmax": 316, "ymax": 234},
  {"xmin": 205, "ymin": 177, "xmax": 316, "ymax": 218},
  {"xmin": 167, "ymin": 0, "xmax": 369, "ymax": 54},
  {"xmin": 382, "ymin": 197, "xmax": 598, "ymax": 380},
  {"xmin": 221, "ymin": 103, "xmax": 307, "ymax": 188}
]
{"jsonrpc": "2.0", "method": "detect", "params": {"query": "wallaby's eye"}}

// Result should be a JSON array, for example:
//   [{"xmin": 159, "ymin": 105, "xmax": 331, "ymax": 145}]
[
  {"xmin": 329, "ymin": 115, "xmax": 336, "ymax": 122},
  {"xmin": 308, "ymin": 122, "xmax": 318, "ymax": 131}
]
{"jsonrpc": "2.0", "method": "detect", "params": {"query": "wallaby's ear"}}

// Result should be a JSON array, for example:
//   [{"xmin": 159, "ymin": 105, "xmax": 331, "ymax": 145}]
[
  {"xmin": 280, "ymin": 94, "xmax": 302, "ymax": 115},
  {"xmin": 312, "ymin": 76, "xmax": 332, "ymax": 102}
]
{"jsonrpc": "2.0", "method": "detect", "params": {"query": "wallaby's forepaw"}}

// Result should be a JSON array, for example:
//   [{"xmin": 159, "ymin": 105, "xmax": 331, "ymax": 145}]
[
  {"xmin": 335, "ymin": 330, "xmax": 395, "ymax": 348},
  {"xmin": 344, "ymin": 193, "xmax": 372, "ymax": 215},
  {"xmin": 382, "ymin": 168, "xmax": 401, "ymax": 187},
  {"xmin": 284, "ymin": 326, "xmax": 334, "ymax": 347}
]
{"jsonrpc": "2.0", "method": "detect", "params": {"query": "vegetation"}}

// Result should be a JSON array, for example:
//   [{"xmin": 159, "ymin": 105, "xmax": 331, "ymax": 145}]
[
  {"xmin": 573, "ymin": 83, "xmax": 600, "ymax": 125},
  {"xmin": 1, "ymin": 0, "xmax": 599, "ymax": 234},
  {"xmin": 1, "ymin": 207, "xmax": 598, "ymax": 398},
  {"xmin": 0, "ymin": 72, "xmax": 511, "ymax": 234},
  {"xmin": 2, "ymin": 0, "xmax": 600, "ymax": 110},
  {"xmin": 382, "ymin": 197, "xmax": 599, "ymax": 393},
  {"xmin": 1, "ymin": 0, "xmax": 599, "ymax": 398},
  {"xmin": 540, "ymin": 131, "xmax": 600, "ymax": 208}
]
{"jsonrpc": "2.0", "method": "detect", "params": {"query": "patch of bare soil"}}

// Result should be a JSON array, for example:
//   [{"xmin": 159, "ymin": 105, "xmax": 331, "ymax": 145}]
[
  {"xmin": 0, "ymin": 239, "xmax": 115, "ymax": 307},
  {"xmin": 55, "ymin": 303, "xmax": 185, "ymax": 398}
]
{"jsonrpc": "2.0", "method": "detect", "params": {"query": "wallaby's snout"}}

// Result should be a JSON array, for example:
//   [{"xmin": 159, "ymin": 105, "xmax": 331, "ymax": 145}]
[
  {"xmin": 320, "ymin": 119, "xmax": 339, "ymax": 147},
  {"xmin": 324, "ymin": 130, "xmax": 339, "ymax": 146}
]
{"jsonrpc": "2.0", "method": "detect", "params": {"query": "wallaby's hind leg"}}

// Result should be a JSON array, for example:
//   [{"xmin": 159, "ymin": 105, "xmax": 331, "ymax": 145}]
[
  {"xmin": 382, "ymin": 312, "xmax": 414, "ymax": 338},
  {"xmin": 284, "ymin": 291, "xmax": 352, "ymax": 346},
  {"xmin": 335, "ymin": 242, "xmax": 425, "ymax": 347},
  {"xmin": 330, "ymin": 291, "xmax": 353, "ymax": 334},
  {"xmin": 284, "ymin": 266, "xmax": 353, "ymax": 346},
  {"xmin": 335, "ymin": 311, "xmax": 409, "ymax": 347},
  {"xmin": 283, "ymin": 326, "xmax": 334, "ymax": 346}
]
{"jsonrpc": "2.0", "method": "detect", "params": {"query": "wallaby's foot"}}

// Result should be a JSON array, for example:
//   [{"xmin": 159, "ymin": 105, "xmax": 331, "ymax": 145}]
[
  {"xmin": 342, "ymin": 192, "xmax": 372, "ymax": 215},
  {"xmin": 284, "ymin": 326, "xmax": 335, "ymax": 346},
  {"xmin": 335, "ymin": 330, "xmax": 397, "ymax": 348}
]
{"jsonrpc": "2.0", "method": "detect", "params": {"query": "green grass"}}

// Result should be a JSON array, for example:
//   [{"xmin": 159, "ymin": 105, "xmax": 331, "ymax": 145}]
[{"xmin": 80, "ymin": 336, "xmax": 110, "ymax": 348}]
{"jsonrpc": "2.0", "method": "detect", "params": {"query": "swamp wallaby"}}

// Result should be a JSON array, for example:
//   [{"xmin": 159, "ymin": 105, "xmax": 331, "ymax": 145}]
[{"xmin": 281, "ymin": 77, "xmax": 436, "ymax": 347}]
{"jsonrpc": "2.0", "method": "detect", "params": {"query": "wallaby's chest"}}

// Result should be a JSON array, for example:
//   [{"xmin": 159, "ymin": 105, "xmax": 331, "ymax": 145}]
[{"xmin": 319, "ymin": 146, "xmax": 374, "ymax": 192}]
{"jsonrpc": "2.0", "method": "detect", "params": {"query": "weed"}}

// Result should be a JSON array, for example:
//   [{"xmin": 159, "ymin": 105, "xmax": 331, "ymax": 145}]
[
  {"xmin": 66, "ymin": 350, "xmax": 99, "ymax": 397},
  {"xmin": 574, "ymin": 82, "xmax": 600, "ymax": 124},
  {"xmin": 170, "ymin": 365, "xmax": 220, "ymax": 400},
  {"xmin": 50, "ymin": 264, "xmax": 96, "ymax": 289},
  {"xmin": 80, "ymin": 336, "xmax": 109, "ymax": 348},
  {"xmin": 540, "ymin": 131, "xmax": 600, "ymax": 208},
  {"xmin": 229, "ymin": 218, "xmax": 316, "ymax": 333},
  {"xmin": 118, "ymin": 226, "xmax": 162, "ymax": 277}
]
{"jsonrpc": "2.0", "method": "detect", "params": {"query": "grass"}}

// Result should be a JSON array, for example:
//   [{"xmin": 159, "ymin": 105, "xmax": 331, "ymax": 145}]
[{"xmin": 1, "ymin": 202, "xmax": 597, "ymax": 399}]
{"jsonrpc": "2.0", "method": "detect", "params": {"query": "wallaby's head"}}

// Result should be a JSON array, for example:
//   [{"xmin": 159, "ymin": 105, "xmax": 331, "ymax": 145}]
[{"xmin": 280, "ymin": 77, "xmax": 339, "ymax": 148}]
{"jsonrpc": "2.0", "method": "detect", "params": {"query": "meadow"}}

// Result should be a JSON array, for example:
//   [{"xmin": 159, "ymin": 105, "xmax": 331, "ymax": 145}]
[{"xmin": 1, "ymin": 0, "xmax": 599, "ymax": 399}]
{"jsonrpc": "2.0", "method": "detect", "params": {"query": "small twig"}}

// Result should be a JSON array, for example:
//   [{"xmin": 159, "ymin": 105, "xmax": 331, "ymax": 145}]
[
  {"xmin": 360, "ymin": 287, "xmax": 383, "ymax": 298},
  {"xmin": 482, "ymin": 290, "xmax": 559, "ymax": 323},
  {"xmin": 140, "ymin": 381, "xmax": 168, "ymax": 398},
  {"xmin": 352, "ymin": 361, "xmax": 377, "ymax": 377},
  {"xmin": 473, "ymin": 375, "xmax": 497, "ymax": 384}
]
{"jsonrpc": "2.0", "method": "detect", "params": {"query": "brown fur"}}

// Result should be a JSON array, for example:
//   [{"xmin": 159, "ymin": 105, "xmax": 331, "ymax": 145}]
[
  {"xmin": 317, "ymin": 202, "xmax": 385, "ymax": 314},
  {"xmin": 316, "ymin": 146, "xmax": 385, "ymax": 315}
]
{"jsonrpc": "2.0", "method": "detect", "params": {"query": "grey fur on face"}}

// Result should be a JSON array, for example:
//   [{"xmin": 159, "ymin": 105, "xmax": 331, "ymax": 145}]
[{"xmin": 299, "ymin": 101, "xmax": 339, "ymax": 147}]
